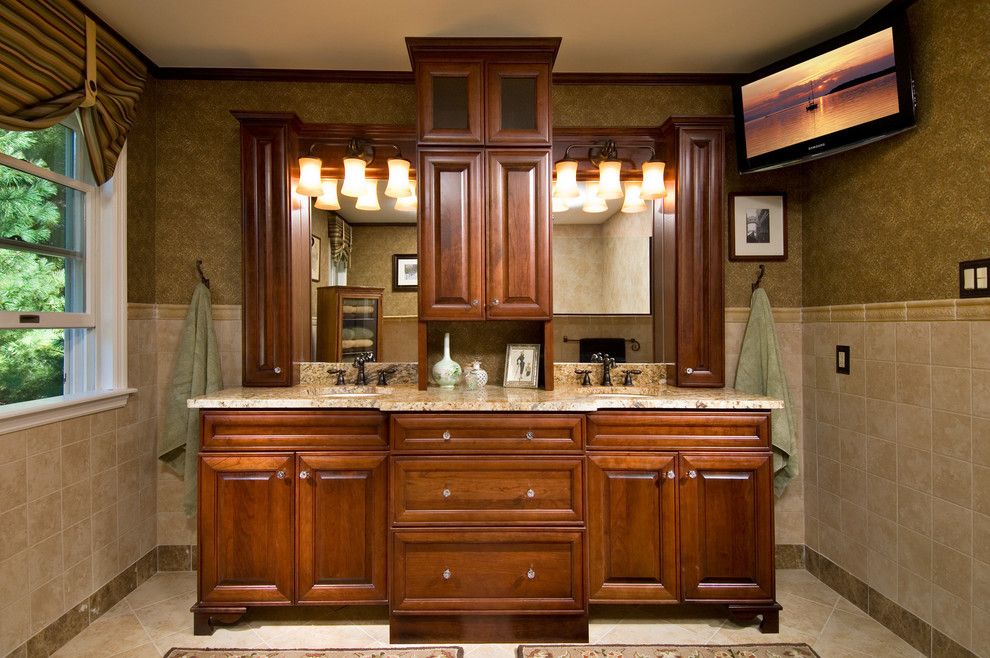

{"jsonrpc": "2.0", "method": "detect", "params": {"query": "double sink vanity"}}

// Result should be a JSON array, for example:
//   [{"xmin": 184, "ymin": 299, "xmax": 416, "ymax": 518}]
[{"xmin": 190, "ymin": 36, "xmax": 784, "ymax": 643}]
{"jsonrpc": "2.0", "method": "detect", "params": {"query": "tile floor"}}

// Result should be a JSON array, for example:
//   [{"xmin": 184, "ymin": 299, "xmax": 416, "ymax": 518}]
[{"xmin": 51, "ymin": 569, "xmax": 925, "ymax": 658}]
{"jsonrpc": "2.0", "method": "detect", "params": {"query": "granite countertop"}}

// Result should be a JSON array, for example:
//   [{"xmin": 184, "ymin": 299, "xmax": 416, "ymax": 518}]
[{"xmin": 187, "ymin": 384, "xmax": 783, "ymax": 411}]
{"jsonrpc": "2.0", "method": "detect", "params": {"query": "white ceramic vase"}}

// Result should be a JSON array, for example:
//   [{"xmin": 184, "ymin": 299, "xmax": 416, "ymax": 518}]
[
  {"xmin": 432, "ymin": 333, "xmax": 462, "ymax": 388},
  {"xmin": 464, "ymin": 360, "xmax": 489, "ymax": 390}
]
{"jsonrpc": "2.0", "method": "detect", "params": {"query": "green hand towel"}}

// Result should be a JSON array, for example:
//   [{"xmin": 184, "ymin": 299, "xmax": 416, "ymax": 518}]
[
  {"xmin": 158, "ymin": 282, "xmax": 223, "ymax": 516},
  {"xmin": 734, "ymin": 288, "xmax": 798, "ymax": 497}
]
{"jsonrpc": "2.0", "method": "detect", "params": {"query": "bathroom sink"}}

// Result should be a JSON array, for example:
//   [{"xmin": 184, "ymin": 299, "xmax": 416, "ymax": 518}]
[
  {"xmin": 591, "ymin": 393, "xmax": 653, "ymax": 399},
  {"xmin": 308, "ymin": 386, "xmax": 393, "ymax": 398},
  {"xmin": 323, "ymin": 392, "xmax": 383, "ymax": 398}
]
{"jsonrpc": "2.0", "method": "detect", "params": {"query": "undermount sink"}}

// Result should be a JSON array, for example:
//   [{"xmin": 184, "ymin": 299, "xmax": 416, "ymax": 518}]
[
  {"xmin": 591, "ymin": 393, "xmax": 653, "ymax": 399},
  {"xmin": 323, "ymin": 392, "xmax": 383, "ymax": 398}
]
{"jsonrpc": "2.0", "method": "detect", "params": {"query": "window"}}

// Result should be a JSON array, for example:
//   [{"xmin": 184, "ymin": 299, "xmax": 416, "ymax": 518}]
[{"xmin": 0, "ymin": 115, "xmax": 129, "ymax": 429}]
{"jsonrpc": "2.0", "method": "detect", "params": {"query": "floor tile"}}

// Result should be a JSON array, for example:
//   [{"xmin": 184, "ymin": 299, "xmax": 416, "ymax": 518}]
[
  {"xmin": 817, "ymin": 609, "xmax": 925, "ymax": 658},
  {"xmin": 123, "ymin": 572, "xmax": 196, "ymax": 612},
  {"xmin": 52, "ymin": 613, "xmax": 153, "ymax": 658}
]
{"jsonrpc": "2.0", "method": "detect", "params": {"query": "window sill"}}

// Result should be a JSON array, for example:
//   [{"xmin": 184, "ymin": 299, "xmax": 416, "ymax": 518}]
[{"xmin": 0, "ymin": 388, "xmax": 137, "ymax": 436}]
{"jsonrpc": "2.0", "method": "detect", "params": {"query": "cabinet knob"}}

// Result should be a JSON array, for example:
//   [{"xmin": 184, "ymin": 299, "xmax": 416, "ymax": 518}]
[
  {"xmin": 274, "ymin": 366, "xmax": 282, "ymax": 374},
  {"xmin": 525, "ymin": 431, "xmax": 535, "ymax": 440},
  {"xmin": 299, "ymin": 471, "xmax": 309, "ymax": 480},
  {"xmin": 665, "ymin": 470, "xmax": 676, "ymax": 480},
  {"xmin": 688, "ymin": 470, "xmax": 698, "ymax": 479},
  {"xmin": 527, "ymin": 568, "xmax": 536, "ymax": 580},
  {"xmin": 526, "ymin": 488, "xmax": 535, "ymax": 499},
  {"xmin": 442, "ymin": 568, "xmax": 452, "ymax": 580},
  {"xmin": 685, "ymin": 367, "xmax": 693, "ymax": 375},
  {"xmin": 442, "ymin": 488, "xmax": 452, "ymax": 498},
  {"xmin": 491, "ymin": 299, "xmax": 500, "ymax": 306},
  {"xmin": 471, "ymin": 299, "xmax": 479, "ymax": 307},
  {"xmin": 275, "ymin": 470, "xmax": 286, "ymax": 479},
  {"xmin": 442, "ymin": 430, "xmax": 452, "ymax": 441}
]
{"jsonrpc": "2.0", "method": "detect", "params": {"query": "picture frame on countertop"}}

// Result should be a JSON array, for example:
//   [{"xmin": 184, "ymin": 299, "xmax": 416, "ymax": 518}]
[
  {"xmin": 503, "ymin": 343, "xmax": 541, "ymax": 389},
  {"xmin": 729, "ymin": 192, "xmax": 787, "ymax": 261}
]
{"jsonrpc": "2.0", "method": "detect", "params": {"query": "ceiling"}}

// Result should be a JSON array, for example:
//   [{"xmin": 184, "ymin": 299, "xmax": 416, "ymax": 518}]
[{"xmin": 83, "ymin": 0, "xmax": 889, "ymax": 73}]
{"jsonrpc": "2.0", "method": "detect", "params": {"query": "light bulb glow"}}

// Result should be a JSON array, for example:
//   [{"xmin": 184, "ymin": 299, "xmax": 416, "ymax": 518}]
[
  {"xmin": 554, "ymin": 159, "xmax": 580, "ymax": 198},
  {"xmin": 355, "ymin": 179, "xmax": 380, "ymax": 211},
  {"xmin": 385, "ymin": 157, "xmax": 412, "ymax": 198},
  {"xmin": 641, "ymin": 160, "xmax": 666, "ymax": 199},
  {"xmin": 395, "ymin": 181, "xmax": 417, "ymax": 212},
  {"xmin": 621, "ymin": 182, "xmax": 647, "ymax": 213},
  {"xmin": 341, "ymin": 157, "xmax": 367, "ymax": 197},
  {"xmin": 314, "ymin": 179, "xmax": 340, "ymax": 210},
  {"xmin": 551, "ymin": 184, "xmax": 567, "ymax": 212},
  {"xmin": 582, "ymin": 182, "xmax": 608, "ymax": 213},
  {"xmin": 597, "ymin": 160, "xmax": 623, "ymax": 199},
  {"xmin": 297, "ymin": 157, "xmax": 323, "ymax": 196}
]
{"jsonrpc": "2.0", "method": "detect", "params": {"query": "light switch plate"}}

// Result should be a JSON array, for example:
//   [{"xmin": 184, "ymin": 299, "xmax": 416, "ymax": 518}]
[
  {"xmin": 960, "ymin": 258, "xmax": 990, "ymax": 298},
  {"xmin": 836, "ymin": 345, "xmax": 851, "ymax": 375}
]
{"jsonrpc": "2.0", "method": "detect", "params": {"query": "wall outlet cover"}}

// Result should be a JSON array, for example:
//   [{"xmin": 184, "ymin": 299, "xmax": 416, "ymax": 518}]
[
  {"xmin": 836, "ymin": 345, "xmax": 851, "ymax": 375},
  {"xmin": 959, "ymin": 258, "xmax": 990, "ymax": 298}
]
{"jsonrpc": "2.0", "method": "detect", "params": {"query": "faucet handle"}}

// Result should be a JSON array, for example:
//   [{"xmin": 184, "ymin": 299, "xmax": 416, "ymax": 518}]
[
  {"xmin": 353, "ymin": 351, "xmax": 375, "ymax": 366},
  {"xmin": 376, "ymin": 367, "xmax": 396, "ymax": 386},
  {"xmin": 326, "ymin": 368, "xmax": 346, "ymax": 386},
  {"xmin": 622, "ymin": 369, "xmax": 642, "ymax": 386},
  {"xmin": 591, "ymin": 353, "xmax": 603, "ymax": 363},
  {"xmin": 574, "ymin": 369, "xmax": 592, "ymax": 387}
]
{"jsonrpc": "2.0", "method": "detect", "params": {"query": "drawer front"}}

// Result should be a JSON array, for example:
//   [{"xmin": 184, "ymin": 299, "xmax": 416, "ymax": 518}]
[
  {"xmin": 587, "ymin": 411, "xmax": 770, "ymax": 450},
  {"xmin": 391, "ymin": 530, "xmax": 585, "ymax": 612},
  {"xmin": 201, "ymin": 410, "xmax": 387, "ymax": 450},
  {"xmin": 392, "ymin": 457, "xmax": 584, "ymax": 525},
  {"xmin": 391, "ymin": 414, "xmax": 583, "ymax": 452}
]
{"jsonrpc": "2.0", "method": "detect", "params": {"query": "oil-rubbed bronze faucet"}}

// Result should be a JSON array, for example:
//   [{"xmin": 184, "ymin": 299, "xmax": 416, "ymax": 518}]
[
  {"xmin": 574, "ymin": 369, "xmax": 592, "ymax": 386},
  {"xmin": 353, "ymin": 352, "xmax": 375, "ymax": 385},
  {"xmin": 591, "ymin": 353, "xmax": 616, "ymax": 386},
  {"xmin": 326, "ymin": 368, "xmax": 346, "ymax": 385},
  {"xmin": 622, "ymin": 369, "xmax": 642, "ymax": 386}
]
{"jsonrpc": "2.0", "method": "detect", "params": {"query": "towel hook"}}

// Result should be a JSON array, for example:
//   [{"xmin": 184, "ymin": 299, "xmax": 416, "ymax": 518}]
[
  {"xmin": 751, "ymin": 264, "xmax": 765, "ymax": 292},
  {"xmin": 196, "ymin": 259, "xmax": 211, "ymax": 289}
]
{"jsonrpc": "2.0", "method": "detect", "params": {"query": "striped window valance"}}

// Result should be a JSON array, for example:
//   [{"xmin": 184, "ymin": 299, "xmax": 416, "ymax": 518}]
[
  {"xmin": 0, "ymin": 0, "xmax": 147, "ymax": 184},
  {"xmin": 328, "ymin": 214, "xmax": 353, "ymax": 268}
]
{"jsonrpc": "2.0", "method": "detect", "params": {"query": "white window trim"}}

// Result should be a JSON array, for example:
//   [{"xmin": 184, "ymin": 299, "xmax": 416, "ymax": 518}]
[{"xmin": 0, "ymin": 144, "xmax": 133, "ymax": 435}]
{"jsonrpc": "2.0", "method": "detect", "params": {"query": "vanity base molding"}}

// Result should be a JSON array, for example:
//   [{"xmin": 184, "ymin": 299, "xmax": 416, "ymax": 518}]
[{"xmin": 191, "ymin": 604, "xmax": 248, "ymax": 636}]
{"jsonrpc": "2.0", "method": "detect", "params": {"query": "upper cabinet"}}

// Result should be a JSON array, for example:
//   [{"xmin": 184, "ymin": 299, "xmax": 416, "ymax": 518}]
[{"xmin": 408, "ymin": 38, "xmax": 559, "ymax": 146}]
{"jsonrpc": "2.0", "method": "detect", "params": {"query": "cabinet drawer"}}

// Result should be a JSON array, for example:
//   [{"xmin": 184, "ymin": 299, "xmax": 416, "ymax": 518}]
[
  {"xmin": 392, "ymin": 457, "xmax": 584, "ymax": 525},
  {"xmin": 201, "ymin": 410, "xmax": 387, "ymax": 451},
  {"xmin": 391, "ymin": 414, "xmax": 583, "ymax": 452},
  {"xmin": 391, "ymin": 530, "xmax": 585, "ymax": 612},
  {"xmin": 587, "ymin": 411, "xmax": 770, "ymax": 450}
]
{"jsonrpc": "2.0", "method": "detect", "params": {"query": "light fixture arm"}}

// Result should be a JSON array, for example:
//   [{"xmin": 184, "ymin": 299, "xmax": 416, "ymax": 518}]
[
  {"xmin": 561, "ymin": 140, "xmax": 657, "ymax": 167},
  {"xmin": 306, "ymin": 138, "xmax": 407, "ymax": 166}
]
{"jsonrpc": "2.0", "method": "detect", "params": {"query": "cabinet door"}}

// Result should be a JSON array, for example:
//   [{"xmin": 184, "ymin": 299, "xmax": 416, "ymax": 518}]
[
  {"xmin": 296, "ymin": 453, "xmax": 387, "ymax": 603},
  {"xmin": 199, "ymin": 454, "xmax": 294, "ymax": 604},
  {"xmin": 679, "ymin": 453, "xmax": 774, "ymax": 601},
  {"xmin": 588, "ymin": 454, "xmax": 678, "ymax": 602},
  {"xmin": 486, "ymin": 62, "xmax": 551, "ymax": 145},
  {"xmin": 416, "ymin": 61, "xmax": 484, "ymax": 144},
  {"xmin": 237, "ymin": 117, "xmax": 295, "ymax": 385},
  {"xmin": 418, "ymin": 150, "xmax": 486, "ymax": 320},
  {"xmin": 486, "ymin": 149, "xmax": 552, "ymax": 319}
]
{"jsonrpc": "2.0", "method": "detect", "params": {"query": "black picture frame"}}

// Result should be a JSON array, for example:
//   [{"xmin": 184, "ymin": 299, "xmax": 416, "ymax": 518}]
[
  {"xmin": 392, "ymin": 254, "xmax": 418, "ymax": 291},
  {"xmin": 728, "ymin": 192, "xmax": 788, "ymax": 262}
]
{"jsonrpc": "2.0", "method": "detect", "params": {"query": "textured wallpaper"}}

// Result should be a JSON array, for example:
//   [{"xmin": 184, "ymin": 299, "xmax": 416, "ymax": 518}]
[
  {"xmin": 126, "ymin": 77, "xmax": 158, "ymax": 303},
  {"xmin": 347, "ymin": 224, "xmax": 418, "ymax": 317},
  {"xmin": 801, "ymin": 0, "xmax": 990, "ymax": 306}
]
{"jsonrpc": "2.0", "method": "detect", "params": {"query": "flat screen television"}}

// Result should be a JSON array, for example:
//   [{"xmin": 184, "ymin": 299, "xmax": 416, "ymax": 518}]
[{"xmin": 733, "ymin": 14, "xmax": 917, "ymax": 173}]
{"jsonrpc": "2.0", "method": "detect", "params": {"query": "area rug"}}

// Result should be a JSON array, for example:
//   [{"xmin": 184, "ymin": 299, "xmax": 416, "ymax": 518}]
[
  {"xmin": 164, "ymin": 649, "xmax": 462, "ymax": 658},
  {"xmin": 518, "ymin": 645, "xmax": 819, "ymax": 658}
]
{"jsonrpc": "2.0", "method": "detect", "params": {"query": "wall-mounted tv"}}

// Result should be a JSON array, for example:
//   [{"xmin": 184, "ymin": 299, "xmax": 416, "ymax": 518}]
[{"xmin": 733, "ymin": 14, "xmax": 917, "ymax": 173}]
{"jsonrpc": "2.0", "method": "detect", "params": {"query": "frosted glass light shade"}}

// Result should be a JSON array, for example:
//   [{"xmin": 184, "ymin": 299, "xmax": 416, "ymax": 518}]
[
  {"xmin": 395, "ymin": 181, "xmax": 417, "ymax": 212},
  {"xmin": 341, "ymin": 157, "xmax": 367, "ymax": 197},
  {"xmin": 385, "ymin": 157, "xmax": 412, "ymax": 198},
  {"xmin": 582, "ymin": 182, "xmax": 608, "ymax": 213},
  {"xmin": 355, "ymin": 180, "xmax": 380, "ymax": 211},
  {"xmin": 641, "ymin": 160, "xmax": 666, "ymax": 199},
  {"xmin": 597, "ymin": 160, "xmax": 623, "ymax": 199},
  {"xmin": 621, "ymin": 182, "xmax": 647, "ymax": 213},
  {"xmin": 314, "ymin": 179, "xmax": 340, "ymax": 210},
  {"xmin": 554, "ymin": 159, "xmax": 580, "ymax": 198},
  {"xmin": 297, "ymin": 157, "xmax": 323, "ymax": 196},
  {"xmin": 551, "ymin": 185, "xmax": 567, "ymax": 212}
]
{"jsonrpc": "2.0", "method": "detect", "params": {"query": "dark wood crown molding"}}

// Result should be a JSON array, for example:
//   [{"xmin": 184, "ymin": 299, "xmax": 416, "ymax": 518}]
[
  {"xmin": 155, "ymin": 67, "xmax": 415, "ymax": 84},
  {"xmin": 552, "ymin": 72, "xmax": 738, "ymax": 86}
]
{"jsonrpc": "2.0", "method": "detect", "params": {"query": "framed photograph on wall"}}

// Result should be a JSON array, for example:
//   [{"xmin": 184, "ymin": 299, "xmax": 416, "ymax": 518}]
[
  {"xmin": 393, "ymin": 254, "xmax": 418, "ymax": 291},
  {"xmin": 503, "ymin": 343, "xmax": 541, "ymax": 389},
  {"xmin": 310, "ymin": 235, "xmax": 322, "ymax": 281},
  {"xmin": 729, "ymin": 193, "xmax": 787, "ymax": 261}
]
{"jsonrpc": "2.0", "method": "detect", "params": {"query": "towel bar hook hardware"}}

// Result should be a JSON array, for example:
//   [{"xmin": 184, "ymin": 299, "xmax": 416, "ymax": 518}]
[
  {"xmin": 752, "ymin": 264, "xmax": 765, "ymax": 292},
  {"xmin": 196, "ymin": 259, "xmax": 211, "ymax": 289},
  {"xmin": 562, "ymin": 336, "xmax": 641, "ymax": 352}
]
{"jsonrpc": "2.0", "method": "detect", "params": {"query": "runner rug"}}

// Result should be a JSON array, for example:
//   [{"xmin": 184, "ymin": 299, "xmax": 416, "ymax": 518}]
[
  {"xmin": 517, "ymin": 645, "xmax": 819, "ymax": 658},
  {"xmin": 164, "ymin": 649, "xmax": 463, "ymax": 658}
]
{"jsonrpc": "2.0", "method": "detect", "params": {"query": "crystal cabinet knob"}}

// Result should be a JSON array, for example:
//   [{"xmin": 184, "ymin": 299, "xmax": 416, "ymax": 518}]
[
  {"xmin": 688, "ymin": 470, "xmax": 698, "ymax": 479},
  {"xmin": 274, "ymin": 366, "xmax": 282, "ymax": 374},
  {"xmin": 491, "ymin": 299, "xmax": 500, "ymax": 306},
  {"xmin": 471, "ymin": 299, "xmax": 479, "ymax": 307},
  {"xmin": 442, "ymin": 488, "xmax": 452, "ymax": 498},
  {"xmin": 685, "ymin": 367, "xmax": 693, "ymax": 375},
  {"xmin": 442, "ymin": 431, "xmax": 451, "ymax": 441},
  {"xmin": 276, "ymin": 470, "xmax": 286, "ymax": 479},
  {"xmin": 525, "ymin": 431, "xmax": 535, "ymax": 440},
  {"xmin": 526, "ymin": 489, "xmax": 535, "ymax": 498},
  {"xmin": 299, "ymin": 471, "xmax": 309, "ymax": 479},
  {"xmin": 527, "ymin": 568, "xmax": 536, "ymax": 580},
  {"xmin": 442, "ymin": 569, "xmax": 452, "ymax": 580},
  {"xmin": 666, "ymin": 470, "xmax": 676, "ymax": 480}
]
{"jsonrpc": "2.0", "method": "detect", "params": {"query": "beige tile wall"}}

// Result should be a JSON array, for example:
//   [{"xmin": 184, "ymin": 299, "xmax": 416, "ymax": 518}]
[
  {"xmin": 0, "ymin": 311, "xmax": 159, "ymax": 656},
  {"xmin": 725, "ymin": 308, "xmax": 805, "ymax": 546},
  {"xmin": 802, "ymin": 301, "xmax": 990, "ymax": 657}
]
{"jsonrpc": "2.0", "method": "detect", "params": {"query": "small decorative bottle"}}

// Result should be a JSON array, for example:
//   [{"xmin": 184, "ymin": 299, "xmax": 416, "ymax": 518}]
[
  {"xmin": 464, "ymin": 359, "xmax": 489, "ymax": 391},
  {"xmin": 432, "ymin": 332, "xmax": 462, "ymax": 388}
]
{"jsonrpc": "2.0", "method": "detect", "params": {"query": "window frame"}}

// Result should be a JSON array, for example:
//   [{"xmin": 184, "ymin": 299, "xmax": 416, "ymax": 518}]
[{"xmin": 0, "ymin": 130, "xmax": 131, "ymax": 433}]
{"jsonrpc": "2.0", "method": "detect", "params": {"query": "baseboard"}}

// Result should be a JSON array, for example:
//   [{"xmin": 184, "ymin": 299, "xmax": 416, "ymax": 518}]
[
  {"xmin": 774, "ymin": 544, "xmax": 806, "ymax": 569},
  {"xmin": 805, "ymin": 547, "xmax": 977, "ymax": 658},
  {"xmin": 157, "ymin": 544, "xmax": 198, "ymax": 571}
]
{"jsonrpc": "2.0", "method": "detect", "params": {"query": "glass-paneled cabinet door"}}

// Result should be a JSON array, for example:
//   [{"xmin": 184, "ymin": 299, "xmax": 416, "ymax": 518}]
[
  {"xmin": 340, "ymin": 293, "xmax": 382, "ymax": 361},
  {"xmin": 486, "ymin": 62, "xmax": 551, "ymax": 145},
  {"xmin": 415, "ymin": 60, "xmax": 484, "ymax": 144}
]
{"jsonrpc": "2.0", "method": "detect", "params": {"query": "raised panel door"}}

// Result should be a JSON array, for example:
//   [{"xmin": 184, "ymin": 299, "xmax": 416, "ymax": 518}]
[
  {"xmin": 679, "ymin": 452, "xmax": 774, "ymax": 601},
  {"xmin": 418, "ymin": 150, "xmax": 486, "ymax": 320},
  {"xmin": 296, "ymin": 453, "xmax": 388, "ymax": 603},
  {"xmin": 199, "ymin": 453, "xmax": 294, "ymax": 604},
  {"xmin": 588, "ymin": 454, "xmax": 678, "ymax": 602},
  {"xmin": 486, "ymin": 149, "xmax": 551, "ymax": 319}
]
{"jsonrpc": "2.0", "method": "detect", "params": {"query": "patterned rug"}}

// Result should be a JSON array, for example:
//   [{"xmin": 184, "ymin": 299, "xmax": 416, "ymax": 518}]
[
  {"xmin": 517, "ymin": 645, "xmax": 819, "ymax": 658},
  {"xmin": 164, "ymin": 649, "xmax": 463, "ymax": 658}
]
